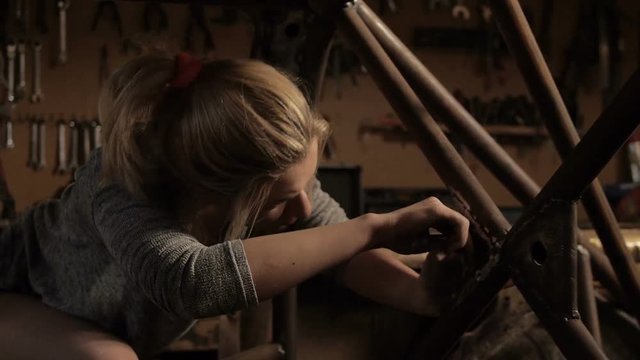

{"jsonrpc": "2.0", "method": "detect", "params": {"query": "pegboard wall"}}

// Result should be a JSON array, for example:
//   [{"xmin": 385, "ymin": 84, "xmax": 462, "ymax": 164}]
[{"xmin": 0, "ymin": 0, "xmax": 638, "ymax": 219}]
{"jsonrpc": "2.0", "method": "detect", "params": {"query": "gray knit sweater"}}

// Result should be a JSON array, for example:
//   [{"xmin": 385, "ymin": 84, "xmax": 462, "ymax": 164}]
[{"xmin": 0, "ymin": 150, "xmax": 347, "ymax": 358}]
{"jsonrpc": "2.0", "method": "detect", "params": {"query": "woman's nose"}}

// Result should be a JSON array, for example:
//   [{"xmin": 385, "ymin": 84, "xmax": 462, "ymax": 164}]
[{"xmin": 283, "ymin": 191, "xmax": 312, "ymax": 225}]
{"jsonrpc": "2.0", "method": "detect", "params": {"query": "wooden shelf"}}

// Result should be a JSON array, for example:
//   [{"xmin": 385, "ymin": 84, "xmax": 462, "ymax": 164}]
[
  {"xmin": 480, "ymin": 125, "xmax": 548, "ymax": 137},
  {"xmin": 359, "ymin": 123, "xmax": 548, "ymax": 141}
]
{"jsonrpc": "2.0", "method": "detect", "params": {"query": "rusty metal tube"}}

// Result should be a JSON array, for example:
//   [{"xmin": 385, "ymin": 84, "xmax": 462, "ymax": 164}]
[
  {"xmin": 490, "ymin": 0, "xmax": 640, "ymax": 324},
  {"xmin": 337, "ymin": 3, "xmax": 510, "ymax": 235},
  {"xmin": 273, "ymin": 288, "xmax": 297, "ymax": 360},
  {"xmin": 535, "ymin": 314, "xmax": 607, "ymax": 359},
  {"xmin": 337, "ymin": 4, "xmax": 515, "ymax": 356},
  {"xmin": 526, "ymin": 68, "xmax": 640, "ymax": 204},
  {"xmin": 355, "ymin": 0, "xmax": 624, "ymax": 303},
  {"xmin": 355, "ymin": 2, "xmax": 537, "ymax": 205},
  {"xmin": 578, "ymin": 245, "xmax": 603, "ymax": 345}
]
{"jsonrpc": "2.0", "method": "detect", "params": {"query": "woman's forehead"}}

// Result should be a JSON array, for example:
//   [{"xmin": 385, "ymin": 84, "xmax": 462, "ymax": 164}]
[{"xmin": 270, "ymin": 140, "xmax": 318, "ymax": 198}]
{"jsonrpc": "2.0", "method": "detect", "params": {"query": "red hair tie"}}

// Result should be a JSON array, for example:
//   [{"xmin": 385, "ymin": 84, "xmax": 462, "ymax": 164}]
[{"xmin": 169, "ymin": 53, "xmax": 203, "ymax": 88}]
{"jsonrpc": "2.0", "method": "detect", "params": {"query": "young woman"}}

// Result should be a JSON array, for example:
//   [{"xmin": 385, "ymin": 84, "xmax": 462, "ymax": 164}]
[{"xmin": 0, "ymin": 53, "xmax": 469, "ymax": 359}]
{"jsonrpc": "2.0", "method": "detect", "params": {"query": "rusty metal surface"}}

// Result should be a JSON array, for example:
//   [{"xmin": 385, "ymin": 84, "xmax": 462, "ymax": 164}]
[
  {"xmin": 503, "ymin": 200, "xmax": 578, "ymax": 322},
  {"xmin": 355, "ymin": 3, "xmax": 537, "ymax": 206},
  {"xmin": 273, "ymin": 288, "xmax": 297, "ymax": 360},
  {"xmin": 490, "ymin": 0, "xmax": 640, "ymax": 324},
  {"xmin": 348, "ymin": 0, "xmax": 640, "ymax": 358},
  {"xmin": 578, "ymin": 245, "xmax": 603, "ymax": 346},
  {"xmin": 354, "ymin": 1, "xmax": 625, "ymax": 310},
  {"xmin": 335, "ymin": 3, "xmax": 510, "ymax": 237}
]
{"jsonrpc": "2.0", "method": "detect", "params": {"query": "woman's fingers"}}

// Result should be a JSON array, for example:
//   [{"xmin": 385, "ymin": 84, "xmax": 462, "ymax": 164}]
[{"xmin": 422, "ymin": 198, "xmax": 469, "ymax": 253}]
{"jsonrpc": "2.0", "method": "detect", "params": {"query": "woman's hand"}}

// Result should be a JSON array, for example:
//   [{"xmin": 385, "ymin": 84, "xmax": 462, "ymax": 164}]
[{"xmin": 376, "ymin": 197, "xmax": 470, "ymax": 257}]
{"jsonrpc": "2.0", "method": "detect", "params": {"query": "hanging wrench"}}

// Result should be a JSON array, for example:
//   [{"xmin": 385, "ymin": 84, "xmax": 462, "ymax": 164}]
[
  {"xmin": 30, "ymin": 41, "xmax": 44, "ymax": 102},
  {"xmin": 54, "ymin": 119, "xmax": 68, "ymax": 175},
  {"xmin": 68, "ymin": 119, "xmax": 79, "ymax": 171},
  {"xmin": 81, "ymin": 120, "xmax": 91, "ymax": 163},
  {"xmin": 37, "ymin": 118, "xmax": 47, "ymax": 170},
  {"xmin": 57, "ymin": 0, "xmax": 71, "ymax": 65},
  {"xmin": 28, "ymin": 119, "xmax": 39, "ymax": 169},
  {"xmin": 15, "ymin": 41, "xmax": 27, "ymax": 101},
  {"xmin": 452, "ymin": 0, "xmax": 470, "ymax": 20},
  {"xmin": 428, "ymin": 0, "xmax": 450, "ymax": 11},
  {"xmin": 6, "ymin": 43, "xmax": 16, "ymax": 103},
  {"xmin": 4, "ymin": 118, "xmax": 15, "ymax": 149},
  {"xmin": 90, "ymin": 118, "xmax": 101, "ymax": 150}
]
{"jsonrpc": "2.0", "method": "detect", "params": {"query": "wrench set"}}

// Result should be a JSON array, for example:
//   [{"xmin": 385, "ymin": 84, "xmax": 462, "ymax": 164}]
[
  {"xmin": 7, "ymin": 115, "xmax": 101, "ymax": 174},
  {"xmin": 4, "ymin": 39, "xmax": 45, "ymax": 105}
]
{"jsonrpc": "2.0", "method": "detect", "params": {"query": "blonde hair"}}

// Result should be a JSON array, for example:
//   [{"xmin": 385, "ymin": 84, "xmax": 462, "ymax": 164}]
[{"xmin": 99, "ymin": 54, "xmax": 329, "ymax": 240}]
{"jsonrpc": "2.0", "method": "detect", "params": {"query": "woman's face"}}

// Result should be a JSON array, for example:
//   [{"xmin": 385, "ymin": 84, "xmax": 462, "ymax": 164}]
[{"xmin": 254, "ymin": 138, "xmax": 319, "ymax": 234}]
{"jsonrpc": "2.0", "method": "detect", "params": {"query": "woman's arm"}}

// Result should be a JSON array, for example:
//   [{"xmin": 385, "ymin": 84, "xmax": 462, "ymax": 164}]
[
  {"xmin": 243, "ymin": 213, "xmax": 383, "ymax": 301},
  {"xmin": 337, "ymin": 248, "xmax": 436, "ymax": 315},
  {"xmin": 245, "ymin": 196, "xmax": 468, "ymax": 305},
  {"xmin": 295, "ymin": 180, "xmax": 468, "ymax": 315}
]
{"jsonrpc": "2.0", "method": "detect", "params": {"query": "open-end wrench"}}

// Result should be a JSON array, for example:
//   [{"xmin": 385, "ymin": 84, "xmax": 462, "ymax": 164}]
[
  {"xmin": 68, "ymin": 119, "xmax": 79, "ymax": 171},
  {"xmin": 28, "ymin": 118, "xmax": 38, "ymax": 169},
  {"xmin": 57, "ymin": 0, "xmax": 70, "ymax": 65},
  {"xmin": 37, "ymin": 118, "xmax": 46, "ymax": 170},
  {"xmin": 30, "ymin": 41, "xmax": 43, "ymax": 103},
  {"xmin": 82, "ymin": 120, "xmax": 91, "ymax": 163},
  {"xmin": 452, "ymin": 0, "xmax": 470, "ymax": 20},
  {"xmin": 4, "ymin": 118, "xmax": 15, "ymax": 149},
  {"xmin": 90, "ymin": 118, "xmax": 101, "ymax": 150},
  {"xmin": 54, "ymin": 119, "xmax": 68, "ymax": 175},
  {"xmin": 6, "ymin": 43, "xmax": 16, "ymax": 103},
  {"xmin": 15, "ymin": 41, "xmax": 27, "ymax": 100}
]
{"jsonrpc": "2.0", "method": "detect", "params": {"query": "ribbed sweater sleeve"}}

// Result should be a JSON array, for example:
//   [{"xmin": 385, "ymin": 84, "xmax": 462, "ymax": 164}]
[{"xmin": 92, "ymin": 183, "xmax": 258, "ymax": 319}]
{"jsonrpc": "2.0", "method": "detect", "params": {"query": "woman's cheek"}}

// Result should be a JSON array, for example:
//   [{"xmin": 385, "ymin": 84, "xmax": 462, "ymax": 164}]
[{"xmin": 260, "ymin": 204, "xmax": 287, "ymax": 223}]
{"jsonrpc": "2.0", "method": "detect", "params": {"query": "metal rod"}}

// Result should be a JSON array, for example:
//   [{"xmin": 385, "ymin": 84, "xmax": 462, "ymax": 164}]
[
  {"xmin": 337, "ymin": 3, "xmax": 516, "ymax": 357},
  {"xmin": 273, "ymin": 288, "xmax": 297, "ymax": 360},
  {"xmin": 490, "ymin": 0, "xmax": 640, "ymax": 324},
  {"xmin": 345, "ymin": 0, "xmax": 624, "ymax": 358},
  {"xmin": 337, "ymin": 3, "xmax": 510, "ymax": 236},
  {"xmin": 355, "ymin": 2, "xmax": 536, "ymax": 205},
  {"xmin": 355, "ymin": 0, "xmax": 624, "ymax": 303},
  {"xmin": 407, "ymin": 265, "xmax": 511, "ymax": 359},
  {"xmin": 578, "ymin": 245, "xmax": 603, "ymax": 345},
  {"xmin": 534, "ymin": 312, "xmax": 607, "ymax": 359}
]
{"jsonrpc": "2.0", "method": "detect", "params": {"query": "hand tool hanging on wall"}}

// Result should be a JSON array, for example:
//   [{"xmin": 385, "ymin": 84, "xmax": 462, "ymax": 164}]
[
  {"xmin": 14, "ymin": 0, "xmax": 28, "ymax": 33},
  {"xmin": 378, "ymin": 0, "xmax": 399, "ymax": 15},
  {"xmin": 90, "ymin": 118, "xmax": 101, "ymax": 150},
  {"xmin": 451, "ymin": 0, "xmax": 470, "ymax": 20},
  {"xmin": 601, "ymin": 1, "xmax": 623, "ymax": 105},
  {"xmin": 15, "ymin": 40, "xmax": 27, "ymax": 102},
  {"xmin": 54, "ymin": 118, "xmax": 67, "ymax": 175},
  {"xmin": 537, "ymin": 0, "xmax": 553, "ymax": 57},
  {"xmin": 4, "ymin": 117, "xmax": 15, "ymax": 149},
  {"xmin": 81, "ymin": 118, "xmax": 91, "ymax": 163},
  {"xmin": 91, "ymin": 0, "xmax": 123, "ymax": 37},
  {"xmin": 475, "ymin": 1, "xmax": 506, "ymax": 90},
  {"xmin": 56, "ymin": 0, "xmax": 70, "ymax": 65},
  {"xmin": 36, "ymin": 117, "xmax": 46, "ymax": 170},
  {"xmin": 67, "ymin": 118, "xmax": 79, "ymax": 172},
  {"xmin": 184, "ymin": 4, "xmax": 216, "ymax": 56},
  {"xmin": 99, "ymin": 44, "xmax": 109, "ymax": 87},
  {"xmin": 6, "ymin": 42, "xmax": 17, "ymax": 103},
  {"xmin": 27, "ymin": 117, "xmax": 38, "ymax": 169},
  {"xmin": 143, "ymin": 1, "xmax": 169, "ymax": 33},
  {"xmin": 0, "ymin": 155, "xmax": 16, "ymax": 220},
  {"xmin": 35, "ymin": 0, "xmax": 48, "ymax": 34},
  {"xmin": 30, "ymin": 41, "xmax": 43, "ymax": 103}
]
